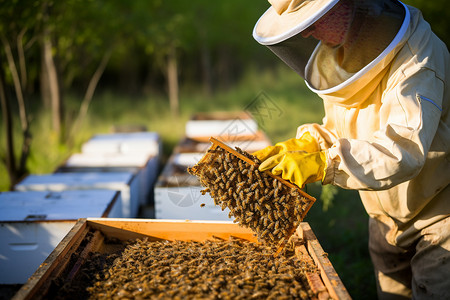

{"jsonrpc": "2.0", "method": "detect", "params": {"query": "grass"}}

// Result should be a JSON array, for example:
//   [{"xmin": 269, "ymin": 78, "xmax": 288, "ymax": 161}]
[{"xmin": 0, "ymin": 65, "xmax": 377, "ymax": 299}]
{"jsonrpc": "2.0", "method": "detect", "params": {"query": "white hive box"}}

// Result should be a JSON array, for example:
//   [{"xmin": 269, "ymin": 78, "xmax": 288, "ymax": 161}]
[
  {"xmin": 0, "ymin": 190, "xmax": 122, "ymax": 284},
  {"xmin": 58, "ymin": 152, "xmax": 159, "ymax": 209},
  {"xmin": 175, "ymin": 133, "xmax": 271, "ymax": 154},
  {"xmin": 81, "ymin": 131, "xmax": 161, "ymax": 157},
  {"xmin": 185, "ymin": 112, "xmax": 258, "ymax": 139},
  {"xmin": 14, "ymin": 172, "xmax": 137, "ymax": 218},
  {"xmin": 154, "ymin": 152, "xmax": 232, "ymax": 221}
]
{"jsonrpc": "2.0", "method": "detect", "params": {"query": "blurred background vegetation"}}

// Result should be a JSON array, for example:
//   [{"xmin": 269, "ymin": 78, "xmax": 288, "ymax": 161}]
[{"xmin": 0, "ymin": 0, "xmax": 448, "ymax": 299}]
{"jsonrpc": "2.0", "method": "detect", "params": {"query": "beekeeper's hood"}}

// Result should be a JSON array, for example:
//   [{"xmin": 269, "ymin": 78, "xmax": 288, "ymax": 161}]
[{"xmin": 253, "ymin": 0, "xmax": 407, "ymax": 93}]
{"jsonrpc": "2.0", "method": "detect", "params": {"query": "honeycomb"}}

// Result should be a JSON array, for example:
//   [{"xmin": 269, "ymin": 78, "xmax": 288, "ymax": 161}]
[
  {"xmin": 87, "ymin": 237, "xmax": 321, "ymax": 299},
  {"xmin": 188, "ymin": 144, "xmax": 314, "ymax": 245}
]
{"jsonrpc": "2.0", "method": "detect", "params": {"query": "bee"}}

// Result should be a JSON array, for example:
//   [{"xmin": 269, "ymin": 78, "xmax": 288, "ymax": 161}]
[
  {"xmin": 274, "ymin": 187, "xmax": 279, "ymax": 198},
  {"xmin": 229, "ymin": 172, "xmax": 237, "ymax": 183},
  {"xmin": 225, "ymin": 181, "xmax": 231, "ymax": 190},
  {"xmin": 239, "ymin": 191, "xmax": 245, "ymax": 202},
  {"xmin": 226, "ymin": 167, "xmax": 235, "ymax": 177},
  {"xmin": 250, "ymin": 182, "xmax": 259, "ymax": 190},
  {"xmin": 274, "ymin": 220, "xmax": 280, "ymax": 231},
  {"xmin": 200, "ymin": 188, "xmax": 210, "ymax": 195},
  {"xmin": 225, "ymin": 152, "xmax": 231, "ymax": 163},
  {"xmin": 254, "ymin": 188, "xmax": 260, "ymax": 200},
  {"xmin": 246, "ymin": 192, "xmax": 254, "ymax": 202},
  {"xmin": 283, "ymin": 209, "xmax": 290, "ymax": 220},
  {"xmin": 221, "ymin": 173, "xmax": 227, "ymax": 184},
  {"xmin": 273, "ymin": 179, "xmax": 278, "ymax": 189},
  {"xmin": 200, "ymin": 203, "xmax": 206, "ymax": 207},
  {"xmin": 213, "ymin": 168, "xmax": 221, "ymax": 178},
  {"xmin": 264, "ymin": 204, "xmax": 271, "ymax": 211},
  {"xmin": 242, "ymin": 169, "xmax": 248, "ymax": 175},
  {"xmin": 263, "ymin": 217, "xmax": 268, "ymax": 227},
  {"xmin": 221, "ymin": 203, "xmax": 227, "ymax": 211}
]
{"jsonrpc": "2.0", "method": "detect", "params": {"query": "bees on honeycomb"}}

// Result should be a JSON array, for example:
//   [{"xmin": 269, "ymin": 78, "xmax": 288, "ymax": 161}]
[
  {"xmin": 86, "ymin": 238, "xmax": 319, "ymax": 299},
  {"xmin": 188, "ymin": 146, "xmax": 313, "ymax": 244}
]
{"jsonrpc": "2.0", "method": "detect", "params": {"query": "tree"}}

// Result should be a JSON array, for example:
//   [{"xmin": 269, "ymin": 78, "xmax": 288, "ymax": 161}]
[{"xmin": 0, "ymin": 0, "xmax": 41, "ymax": 189}]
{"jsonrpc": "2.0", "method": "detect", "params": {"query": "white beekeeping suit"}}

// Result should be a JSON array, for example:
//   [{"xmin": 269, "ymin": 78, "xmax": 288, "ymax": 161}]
[{"xmin": 253, "ymin": 0, "xmax": 450, "ymax": 298}]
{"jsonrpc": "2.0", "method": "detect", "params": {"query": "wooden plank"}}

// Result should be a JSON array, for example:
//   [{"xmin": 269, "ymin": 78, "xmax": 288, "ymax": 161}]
[
  {"xmin": 66, "ymin": 230, "xmax": 104, "ymax": 281},
  {"xmin": 299, "ymin": 223, "xmax": 351, "ymax": 300},
  {"xmin": 86, "ymin": 218, "xmax": 258, "ymax": 242}
]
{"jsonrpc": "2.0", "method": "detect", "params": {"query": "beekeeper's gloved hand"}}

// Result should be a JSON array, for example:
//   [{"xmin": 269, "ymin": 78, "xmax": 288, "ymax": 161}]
[
  {"xmin": 253, "ymin": 132, "xmax": 319, "ymax": 162},
  {"xmin": 258, "ymin": 150, "xmax": 327, "ymax": 188}
]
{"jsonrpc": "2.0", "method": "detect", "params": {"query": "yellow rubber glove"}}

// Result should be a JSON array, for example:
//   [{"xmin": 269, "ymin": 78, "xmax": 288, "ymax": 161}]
[
  {"xmin": 258, "ymin": 150, "xmax": 327, "ymax": 188},
  {"xmin": 253, "ymin": 132, "xmax": 319, "ymax": 162}
]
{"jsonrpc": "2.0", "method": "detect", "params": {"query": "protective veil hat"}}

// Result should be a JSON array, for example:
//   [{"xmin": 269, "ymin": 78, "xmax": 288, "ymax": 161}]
[
  {"xmin": 253, "ymin": 0, "xmax": 340, "ymax": 45},
  {"xmin": 253, "ymin": 0, "xmax": 407, "ymax": 92}
]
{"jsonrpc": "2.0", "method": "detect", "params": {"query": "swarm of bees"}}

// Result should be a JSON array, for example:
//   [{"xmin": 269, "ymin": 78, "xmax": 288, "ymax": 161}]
[
  {"xmin": 188, "ymin": 145, "xmax": 314, "ymax": 245},
  {"xmin": 87, "ymin": 237, "xmax": 320, "ymax": 299}
]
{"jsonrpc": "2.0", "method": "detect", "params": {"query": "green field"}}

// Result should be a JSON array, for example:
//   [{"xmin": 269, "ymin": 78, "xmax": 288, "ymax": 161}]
[{"xmin": 0, "ymin": 66, "xmax": 377, "ymax": 299}]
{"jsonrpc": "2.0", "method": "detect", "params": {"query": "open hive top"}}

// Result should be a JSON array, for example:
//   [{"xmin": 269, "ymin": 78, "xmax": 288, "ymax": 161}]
[{"xmin": 188, "ymin": 138, "xmax": 316, "ymax": 253}]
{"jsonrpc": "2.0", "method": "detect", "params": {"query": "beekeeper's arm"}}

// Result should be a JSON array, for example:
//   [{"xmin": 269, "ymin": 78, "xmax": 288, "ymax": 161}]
[{"xmin": 297, "ymin": 68, "xmax": 443, "ymax": 190}]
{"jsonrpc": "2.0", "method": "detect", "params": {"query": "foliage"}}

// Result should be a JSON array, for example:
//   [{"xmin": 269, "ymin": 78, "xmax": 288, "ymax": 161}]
[{"xmin": 404, "ymin": 0, "xmax": 450, "ymax": 46}]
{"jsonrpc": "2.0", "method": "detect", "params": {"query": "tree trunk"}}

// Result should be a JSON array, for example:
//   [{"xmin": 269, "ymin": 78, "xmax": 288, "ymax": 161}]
[
  {"xmin": 68, "ymin": 50, "xmax": 111, "ymax": 146},
  {"xmin": 1, "ymin": 36, "xmax": 32, "ymax": 186},
  {"xmin": 0, "ymin": 67, "xmax": 16, "ymax": 190},
  {"xmin": 43, "ymin": 35, "xmax": 62, "ymax": 136},
  {"xmin": 167, "ymin": 45, "xmax": 179, "ymax": 117}
]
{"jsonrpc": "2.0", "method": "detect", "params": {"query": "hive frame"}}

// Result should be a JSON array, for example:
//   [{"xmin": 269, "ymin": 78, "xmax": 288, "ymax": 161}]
[{"xmin": 198, "ymin": 137, "xmax": 316, "ymax": 255}]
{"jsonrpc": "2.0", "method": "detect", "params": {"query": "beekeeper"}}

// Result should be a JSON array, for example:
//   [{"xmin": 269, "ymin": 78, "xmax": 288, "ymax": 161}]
[{"xmin": 252, "ymin": 0, "xmax": 450, "ymax": 299}]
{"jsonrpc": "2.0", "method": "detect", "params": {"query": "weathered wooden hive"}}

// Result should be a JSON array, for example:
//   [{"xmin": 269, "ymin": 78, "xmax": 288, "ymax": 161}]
[{"xmin": 12, "ymin": 219, "xmax": 350, "ymax": 300}]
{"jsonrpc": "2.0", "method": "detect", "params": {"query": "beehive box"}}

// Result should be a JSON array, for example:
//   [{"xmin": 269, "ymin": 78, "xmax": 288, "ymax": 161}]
[
  {"xmin": 14, "ymin": 172, "xmax": 137, "ymax": 218},
  {"xmin": 185, "ymin": 112, "xmax": 258, "ymax": 140},
  {"xmin": 154, "ymin": 131, "xmax": 272, "ymax": 221},
  {"xmin": 13, "ymin": 219, "xmax": 350, "ymax": 300},
  {"xmin": 175, "ymin": 131, "xmax": 272, "ymax": 154},
  {"xmin": 56, "ymin": 152, "xmax": 159, "ymax": 210},
  {"xmin": 154, "ymin": 152, "xmax": 232, "ymax": 221},
  {"xmin": 81, "ymin": 131, "xmax": 161, "ymax": 157},
  {"xmin": 0, "ymin": 191, "xmax": 122, "ymax": 284}
]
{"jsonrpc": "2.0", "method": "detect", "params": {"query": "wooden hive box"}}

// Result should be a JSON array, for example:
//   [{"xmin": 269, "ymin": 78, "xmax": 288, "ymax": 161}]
[{"xmin": 13, "ymin": 219, "xmax": 350, "ymax": 300}]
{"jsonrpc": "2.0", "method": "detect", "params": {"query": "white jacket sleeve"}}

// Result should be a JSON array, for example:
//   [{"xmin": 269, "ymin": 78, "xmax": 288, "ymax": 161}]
[{"xmin": 305, "ymin": 68, "xmax": 444, "ymax": 191}]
